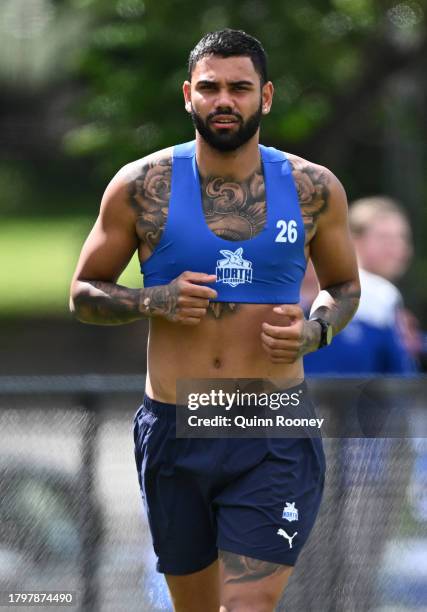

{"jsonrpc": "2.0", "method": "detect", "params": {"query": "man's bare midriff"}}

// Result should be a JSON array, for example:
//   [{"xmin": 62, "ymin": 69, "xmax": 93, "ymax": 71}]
[{"xmin": 145, "ymin": 303, "xmax": 304, "ymax": 403}]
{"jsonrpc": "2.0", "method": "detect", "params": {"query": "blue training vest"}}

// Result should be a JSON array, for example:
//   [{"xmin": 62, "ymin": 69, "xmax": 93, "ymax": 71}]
[{"xmin": 140, "ymin": 140, "xmax": 306, "ymax": 303}]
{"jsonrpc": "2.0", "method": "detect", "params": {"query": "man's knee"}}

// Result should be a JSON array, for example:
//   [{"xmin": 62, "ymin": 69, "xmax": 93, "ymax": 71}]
[
  {"xmin": 220, "ymin": 606, "xmax": 274, "ymax": 612},
  {"xmin": 220, "ymin": 592, "xmax": 277, "ymax": 612}
]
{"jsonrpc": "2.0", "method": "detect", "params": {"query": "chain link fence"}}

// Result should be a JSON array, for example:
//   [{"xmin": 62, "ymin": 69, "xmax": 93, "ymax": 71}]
[{"xmin": 0, "ymin": 376, "xmax": 425, "ymax": 612}]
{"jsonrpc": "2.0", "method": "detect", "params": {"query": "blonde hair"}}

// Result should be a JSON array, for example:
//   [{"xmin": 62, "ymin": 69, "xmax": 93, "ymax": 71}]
[{"xmin": 349, "ymin": 196, "xmax": 409, "ymax": 237}]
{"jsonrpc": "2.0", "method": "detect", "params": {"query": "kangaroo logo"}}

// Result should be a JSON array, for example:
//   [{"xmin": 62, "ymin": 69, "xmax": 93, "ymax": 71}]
[
  {"xmin": 216, "ymin": 248, "xmax": 253, "ymax": 288},
  {"xmin": 282, "ymin": 502, "xmax": 299, "ymax": 522},
  {"xmin": 277, "ymin": 528, "xmax": 298, "ymax": 549}
]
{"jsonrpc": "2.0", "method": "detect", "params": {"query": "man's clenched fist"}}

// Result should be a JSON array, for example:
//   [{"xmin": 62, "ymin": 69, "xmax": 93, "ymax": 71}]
[
  {"xmin": 261, "ymin": 304, "xmax": 320, "ymax": 363},
  {"xmin": 140, "ymin": 271, "xmax": 217, "ymax": 325}
]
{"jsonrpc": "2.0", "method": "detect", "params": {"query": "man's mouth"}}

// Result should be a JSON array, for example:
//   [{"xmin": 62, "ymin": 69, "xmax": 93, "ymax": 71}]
[{"xmin": 210, "ymin": 115, "xmax": 239, "ymax": 127}]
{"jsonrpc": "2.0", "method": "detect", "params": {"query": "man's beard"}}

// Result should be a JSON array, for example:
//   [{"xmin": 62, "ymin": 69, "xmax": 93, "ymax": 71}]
[{"xmin": 190, "ymin": 101, "xmax": 263, "ymax": 152}]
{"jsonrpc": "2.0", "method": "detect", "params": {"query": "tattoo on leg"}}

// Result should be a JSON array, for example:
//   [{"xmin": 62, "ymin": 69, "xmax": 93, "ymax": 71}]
[{"xmin": 219, "ymin": 550, "xmax": 288, "ymax": 584}]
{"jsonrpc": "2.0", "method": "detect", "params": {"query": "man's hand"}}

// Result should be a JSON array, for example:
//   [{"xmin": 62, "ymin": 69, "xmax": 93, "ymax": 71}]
[
  {"xmin": 141, "ymin": 271, "xmax": 218, "ymax": 326},
  {"xmin": 261, "ymin": 305, "xmax": 321, "ymax": 363},
  {"xmin": 71, "ymin": 271, "xmax": 217, "ymax": 326}
]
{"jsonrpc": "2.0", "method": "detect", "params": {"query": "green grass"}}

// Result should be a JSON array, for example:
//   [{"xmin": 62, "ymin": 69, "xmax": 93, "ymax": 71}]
[{"xmin": 0, "ymin": 217, "xmax": 142, "ymax": 316}]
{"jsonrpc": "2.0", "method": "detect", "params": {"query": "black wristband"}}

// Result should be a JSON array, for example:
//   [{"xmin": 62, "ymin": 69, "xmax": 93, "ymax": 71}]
[{"xmin": 310, "ymin": 317, "xmax": 333, "ymax": 349}]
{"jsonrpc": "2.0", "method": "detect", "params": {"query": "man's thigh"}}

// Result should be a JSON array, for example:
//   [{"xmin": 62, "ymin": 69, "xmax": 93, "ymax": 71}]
[
  {"xmin": 219, "ymin": 550, "xmax": 293, "ymax": 612},
  {"xmin": 215, "ymin": 441, "xmax": 325, "ymax": 571}
]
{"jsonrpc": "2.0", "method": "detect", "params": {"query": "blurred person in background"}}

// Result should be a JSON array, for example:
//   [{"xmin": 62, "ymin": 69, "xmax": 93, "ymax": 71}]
[
  {"xmin": 302, "ymin": 260, "xmax": 414, "ymax": 375},
  {"xmin": 350, "ymin": 195, "xmax": 412, "ymax": 283},
  {"xmin": 350, "ymin": 196, "xmax": 423, "ymax": 365},
  {"xmin": 349, "ymin": 196, "xmax": 427, "ymax": 540},
  {"xmin": 304, "ymin": 195, "xmax": 419, "ymax": 374}
]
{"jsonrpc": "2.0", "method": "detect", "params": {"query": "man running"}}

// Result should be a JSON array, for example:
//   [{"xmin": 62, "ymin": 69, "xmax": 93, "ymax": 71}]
[{"xmin": 70, "ymin": 29, "xmax": 360, "ymax": 612}]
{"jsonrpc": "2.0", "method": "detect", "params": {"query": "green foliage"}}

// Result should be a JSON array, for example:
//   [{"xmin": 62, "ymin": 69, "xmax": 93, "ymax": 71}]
[
  {"xmin": 0, "ymin": 0, "xmax": 90, "ymax": 87},
  {"xmin": 60, "ymin": 0, "xmax": 427, "ymax": 177},
  {"xmin": 1, "ymin": 0, "xmax": 426, "ymax": 315},
  {"xmin": 61, "ymin": 0, "xmax": 384, "ymax": 172}
]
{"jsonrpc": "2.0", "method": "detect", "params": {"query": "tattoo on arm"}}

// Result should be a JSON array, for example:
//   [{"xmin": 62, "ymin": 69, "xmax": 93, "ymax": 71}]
[
  {"xmin": 128, "ymin": 157, "xmax": 172, "ymax": 251},
  {"xmin": 219, "ymin": 550, "xmax": 288, "ymax": 584},
  {"xmin": 72, "ymin": 280, "xmax": 180, "ymax": 325},
  {"xmin": 310, "ymin": 279, "xmax": 361, "ymax": 335},
  {"xmin": 140, "ymin": 283, "xmax": 179, "ymax": 319},
  {"xmin": 300, "ymin": 318, "xmax": 322, "ymax": 356},
  {"xmin": 289, "ymin": 159, "xmax": 330, "ymax": 242}
]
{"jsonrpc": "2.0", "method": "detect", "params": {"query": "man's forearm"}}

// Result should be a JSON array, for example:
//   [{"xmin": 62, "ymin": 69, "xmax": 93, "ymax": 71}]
[
  {"xmin": 70, "ymin": 280, "xmax": 178, "ymax": 325},
  {"xmin": 309, "ymin": 279, "xmax": 361, "ymax": 334},
  {"xmin": 299, "ymin": 278, "xmax": 360, "ymax": 356}
]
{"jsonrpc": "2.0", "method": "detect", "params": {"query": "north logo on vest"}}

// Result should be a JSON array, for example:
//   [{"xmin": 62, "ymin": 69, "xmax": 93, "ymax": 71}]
[{"xmin": 216, "ymin": 248, "xmax": 253, "ymax": 287}]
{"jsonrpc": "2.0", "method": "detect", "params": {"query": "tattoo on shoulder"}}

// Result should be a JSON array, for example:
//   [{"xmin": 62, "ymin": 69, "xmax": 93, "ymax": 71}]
[
  {"xmin": 128, "ymin": 156, "xmax": 172, "ymax": 251},
  {"xmin": 219, "ymin": 550, "xmax": 289, "ymax": 584},
  {"xmin": 201, "ymin": 169, "xmax": 266, "ymax": 241},
  {"xmin": 289, "ymin": 158, "xmax": 330, "ymax": 241}
]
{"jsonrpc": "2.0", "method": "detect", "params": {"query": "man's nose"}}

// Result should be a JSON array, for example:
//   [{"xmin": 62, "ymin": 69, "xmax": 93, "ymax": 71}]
[{"xmin": 214, "ymin": 88, "xmax": 234, "ymax": 111}]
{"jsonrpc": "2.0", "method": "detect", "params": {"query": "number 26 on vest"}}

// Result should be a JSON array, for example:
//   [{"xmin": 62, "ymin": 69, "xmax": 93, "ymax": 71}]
[{"xmin": 275, "ymin": 219, "xmax": 298, "ymax": 243}]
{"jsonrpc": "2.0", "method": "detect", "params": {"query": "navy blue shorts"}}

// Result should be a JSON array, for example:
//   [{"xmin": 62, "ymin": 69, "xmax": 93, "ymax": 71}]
[{"xmin": 133, "ymin": 391, "xmax": 326, "ymax": 575}]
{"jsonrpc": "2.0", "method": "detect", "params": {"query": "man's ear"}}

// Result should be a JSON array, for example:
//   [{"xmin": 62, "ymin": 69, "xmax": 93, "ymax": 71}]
[
  {"xmin": 183, "ymin": 80, "xmax": 192, "ymax": 113},
  {"xmin": 261, "ymin": 81, "xmax": 274, "ymax": 114}
]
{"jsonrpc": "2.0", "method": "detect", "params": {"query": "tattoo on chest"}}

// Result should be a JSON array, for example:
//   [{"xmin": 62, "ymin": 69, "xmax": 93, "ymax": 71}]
[
  {"xmin": 289, "ymin": 159, "xmax": 330, "ymax": 242},
  {"xmin": 129, "ymin": 156, "xmax": 331, "ymax": 249},
  {"xmin": 207, "ymin": 302, "xmax": 239, "ymax": 319},
  {"xmin": 200, "ymin": 170, "xmax": 266, "ymax": 241},
  {"xmin": 128, "ymin": 155, "xmax": 330, "ymax": 321}
]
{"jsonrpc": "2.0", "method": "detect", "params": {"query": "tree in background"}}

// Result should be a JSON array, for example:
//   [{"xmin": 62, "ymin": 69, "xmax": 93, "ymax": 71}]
[{"xmin": 1, "ymin": 0, "xmax": 426, "ymax": 314}]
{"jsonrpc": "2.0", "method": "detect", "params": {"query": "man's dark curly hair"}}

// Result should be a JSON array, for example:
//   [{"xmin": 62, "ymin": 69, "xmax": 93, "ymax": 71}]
[{"xmin": 188, "ymin": 29, "xmax": 268, "ymax": 85}]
